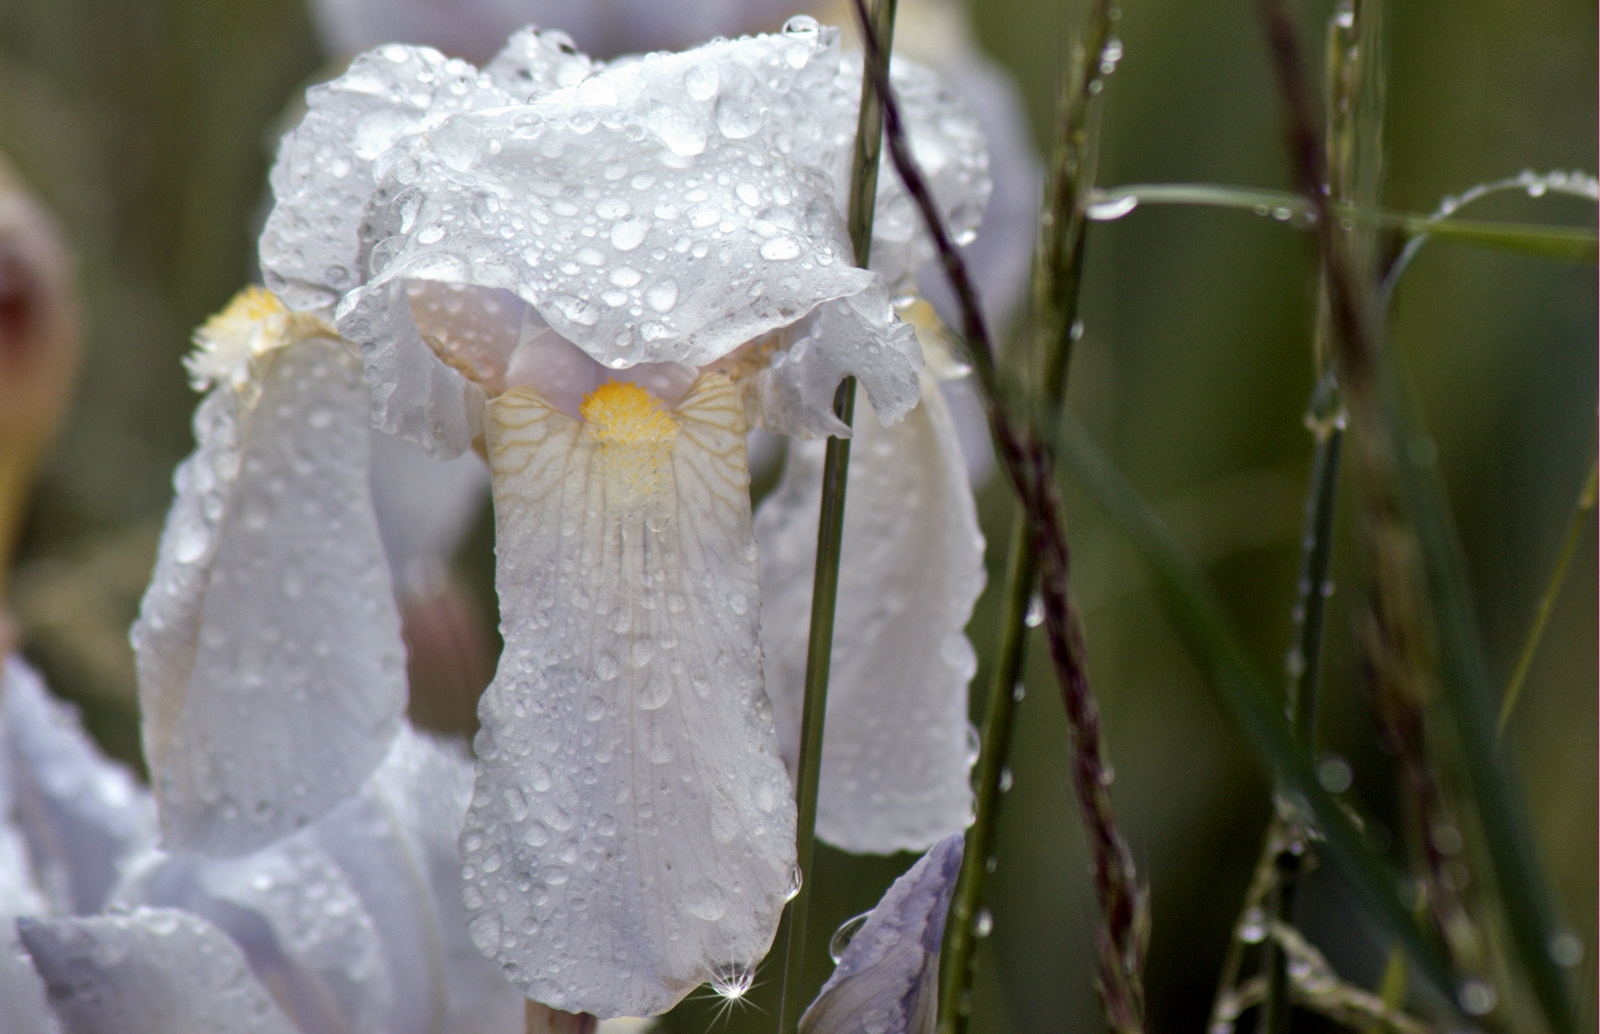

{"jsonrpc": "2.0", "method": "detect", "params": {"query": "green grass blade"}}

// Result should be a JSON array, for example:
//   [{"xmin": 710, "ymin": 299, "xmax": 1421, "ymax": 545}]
[{"xmin": 1053, "ymin": 412, "xmax": 1461, "ymax": 1013}]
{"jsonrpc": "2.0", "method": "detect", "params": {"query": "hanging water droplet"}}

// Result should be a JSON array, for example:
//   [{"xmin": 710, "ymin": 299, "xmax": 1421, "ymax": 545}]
[
  {"xmin": 711, "ymin": 962, "xmax": 755, "ymax": 1000},
  {"xmin": 829, "ymin": 912, "xmax": 872, "ymax": 963},
  {"xmin": 1024, "ymin": 593, "xmax": 1045, "ymax": 627},
  {"xmin": 1239, "ymin": 907, "xmax": 1266, "ymax": 943},
  {"xmin": 974, "ymin": 908, "xmax": 994, "ymax": 938},
  {"xmin": 1316, "ymin": 755, "xmax": 1352, "ymax": 793},
  {"xmin": 964, "ymin": 724, "xmax": 981, "ymax": 766},
  {"xmin": 1012, "ymin": 682, "xmax": 1026, "ymax": 702},
  {"xmin": 998, "ymin": 767, "xmax": 1014, "ymax": 792},
  {"xmin": 785, "ymin": 865, "xmax": 803, "ymax": 902}
]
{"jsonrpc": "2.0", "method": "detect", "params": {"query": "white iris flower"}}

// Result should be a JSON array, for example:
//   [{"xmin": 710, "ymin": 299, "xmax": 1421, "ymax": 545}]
[{"xmin": 130, "ymin": 17, "xmax": 990, "ymax": 1020}]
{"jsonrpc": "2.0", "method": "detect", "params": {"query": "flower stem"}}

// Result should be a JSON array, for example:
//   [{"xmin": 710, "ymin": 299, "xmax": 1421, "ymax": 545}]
[
  {"xmin": 774, "ymin": 5, "xmax": 897, "ymax": 1033},
  {"xmin": 1496, "ymin": 454, "xmax": 1596, "ymax": 738},
  {"xmin": 937, "ymin": 515, "xmax": 1033, "ymax": 1034}
]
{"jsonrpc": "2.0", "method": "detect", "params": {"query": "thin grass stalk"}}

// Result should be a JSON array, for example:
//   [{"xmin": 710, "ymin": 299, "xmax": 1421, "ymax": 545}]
[
  {"xmin": 1255, "ymin": 0, "xmax": 1580, "ymax": 1028},
  {"xmin": 1262, "ymin": 2, "xmax": 1378, "ymax": 1021},
  {"xmin": 773, "ymin": 4, "xmax": 897, "ymax": 1031},
  {"xmin": 937, "ymin": 517, "xmax": 1034, "ymax": 1034},
  {"xmin": 1496, "ymin": 455, "xmax": 1597, "ymax": 737},
  {"xmin": 937, "ymin": 1, "xmax": 1117, "ymax": 1029},
  {"xmin": 848, "ymin": 4, "xmax": 1145, "ymax": 1028}
]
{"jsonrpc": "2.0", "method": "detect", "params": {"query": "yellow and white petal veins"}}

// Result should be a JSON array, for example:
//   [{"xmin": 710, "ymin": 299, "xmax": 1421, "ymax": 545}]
[
  {"xmin": 133, "ymin": 336, "xmax": 406, "ymax": 857},
  {"xmin": 462, "ymin": 372, "xmax": 795, "ymax": 1019},
  {"xmin": 756, "ymin": 372, "xmax": 983, "ymax": 854}
]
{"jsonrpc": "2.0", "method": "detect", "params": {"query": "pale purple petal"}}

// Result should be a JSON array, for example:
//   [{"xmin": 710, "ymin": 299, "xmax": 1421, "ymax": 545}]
[{"xmin": 799, "ymin": 832, "xmax": 964, "ymax": 1034}]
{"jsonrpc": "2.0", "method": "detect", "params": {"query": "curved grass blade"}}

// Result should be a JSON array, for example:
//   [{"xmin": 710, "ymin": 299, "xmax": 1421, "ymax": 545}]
[{"xmin": 1053, "ymin": 412, "xmax": 1461, "ymax": 1017}]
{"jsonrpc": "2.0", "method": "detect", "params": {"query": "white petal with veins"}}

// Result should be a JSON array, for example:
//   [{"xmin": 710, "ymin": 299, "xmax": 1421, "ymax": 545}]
[
  {"xmin": 462, "ymin": 373, "xmax": 795, "ymax": 1018},
  {"xmin": 757, "ymin": 372, "xmax": 982, "ymax": 853},
  {"xmin": 132, "ymin": 337, "xmax": 406, "ymax": 857},
  {"xmin": 17, "ymin": 908, "xmax": 300, "ymax": 1034}
]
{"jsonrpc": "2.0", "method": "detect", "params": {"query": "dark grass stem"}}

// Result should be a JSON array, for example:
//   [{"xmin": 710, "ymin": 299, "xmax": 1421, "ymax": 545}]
[
  {"xmin": 1496, "ymin": 454, "xmax": 1597, "ymax": 737},
  {"xmin": 940, "ymin": 1, "xmax": 1119, "ymax": 1029},
  {"xmin": 1256, "ymin": 0, "xmax": 1581, "ymax": 1028},
  {"xmin": 774, "ymin": 3, "xmax": 897, "ymax": 1032},
  {"xmin": 847, "ymin": 3, "xmax": 1146, "ymax": 1030}
]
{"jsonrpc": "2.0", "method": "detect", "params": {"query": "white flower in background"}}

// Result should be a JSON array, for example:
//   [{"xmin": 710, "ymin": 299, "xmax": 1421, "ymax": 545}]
[
  {"xmin": 800, "ymin": 831, "xmax": 964, "ymax": 1034},
  {"xmin": 131, "ymin": 289, "xmax": 407, "ymax": 857},
  {"xmin": 1, "ymin": 652, "xmax": 156, "ymax": 1034},
  {"xmin": 4, "ymin": 650, "xmax": 526, "ymax": 1033},
  {"xmin": 252, "ymin": 19, "xmax": 989, "ymax": 1017}
]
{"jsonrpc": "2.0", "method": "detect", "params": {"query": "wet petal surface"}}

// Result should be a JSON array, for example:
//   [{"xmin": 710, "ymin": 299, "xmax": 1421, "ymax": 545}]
[
  {"xmin": 133, "ymin": 336, "xmax": 405, "ymax": 856},
  {"xmin": 758, "ymin": 374, "xmax": 982, "ymax": 853},
  {"xmin": 462, "ymin": 373, "xmax": 795, "ymax": 1018}
]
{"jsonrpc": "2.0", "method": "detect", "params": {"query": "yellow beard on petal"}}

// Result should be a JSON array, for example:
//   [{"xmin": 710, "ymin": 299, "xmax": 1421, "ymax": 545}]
[{"xmin": 580, "ymin": 380, "xmax": 680, "ymax": 498}]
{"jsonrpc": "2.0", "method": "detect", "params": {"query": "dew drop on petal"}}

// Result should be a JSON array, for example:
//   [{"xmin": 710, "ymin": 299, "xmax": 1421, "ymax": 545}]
[{"xmin": 829, "ymin": 911, "xmax": 871, "ymax": 963}]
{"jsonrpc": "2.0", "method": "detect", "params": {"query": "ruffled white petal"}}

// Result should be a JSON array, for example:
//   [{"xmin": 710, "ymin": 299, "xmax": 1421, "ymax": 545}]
[
  {"xmin": 799, "ymin": 832, "xmax": 963, "ymax": 1034},
  {"xmin": 462, "ymin": 373, "xmax": 795, "ymax": 1018},
  {"xmin": 17, "ymin": 908, "xmax": 300, "ymax": 1034},
  {"xmin": 132, "ymin": 337, "xmax": 406, "ymax": 857},
  {"xmin": 259, "ymin": 44, "xmax": 505, "ymax": 311},
  {"xmin": 1, "ymin": 656, "xmax": 156, "ymax": 916},
  {"xmin": 757, "ymin": 372, "xmax": 982, "ymax": 854},
  {"xmin": 307, "ymin": 26, "xmax": 932, "ymax": 439}
]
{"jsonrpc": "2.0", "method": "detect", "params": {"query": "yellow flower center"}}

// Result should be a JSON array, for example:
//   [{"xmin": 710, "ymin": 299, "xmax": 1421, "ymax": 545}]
[
  {"xmin": 579, "ymin": 379, "xmax": 681, "ymax": 501},
  {"xmin": 579, "ymin": 380, "xmax": 679, "ymax": 447}
]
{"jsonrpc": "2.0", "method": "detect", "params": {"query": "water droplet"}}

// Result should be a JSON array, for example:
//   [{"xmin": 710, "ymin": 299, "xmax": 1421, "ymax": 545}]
[
  {"xmin": 1334, "ymin": 1, "xmax": 1355, "ymax": 28},
  {"xmin": 1239, "ymin": 907, "xmax": 1266, "ymax": 943},
  {"xmin": 417, "ymin": 225, "xmax": 446, "ymax": 244},
  {"xmin": 829, "ymin": 912, "xmax": 871, "ymax": 963},
  {"xmin": 1316, "ymin": 755, "xmax": 1352, "ymax": 793},
  {"xmin": 1548, "ymin": 931, "xmax": 1583, "ymax": 967},
  {"xmin": 1457, "ymin": 979, "xmax": 1496, "ymax": 1016},
  {"xmin": 974, "ymin": 908, "xmax": 994, "ymax": 937},
  {"xmin": 711, "ymin": 962, "xmax": 755, "ymax": 999},
  {"xmin": 1012, "ymin": 682, "xmax": 1026, "ymax": 702},
  {"xmin": 173, "ymin": 522, "xmax": 210, "ymax": 564},
  {"xmin": 783, "ymin": 14, "xmax": 820, "ymax": 36},
  {"xmin": 964, "ymin": 724, "xmax": 981, "ymax": 766},
  {"xmin": 1430, "ymin": 821, "xmax": 1463, "ymax": 856},
  {"xmin": 645, "ymin": 279, "xmax": 678, "ymax": 313},
  {"xmin": 1024, "ymin": 593, "xmax": 1045, "ymax": 627},
  {"xmin": 785, "ymin": 865, "xmax": 803, "ymax": 902},
  {"xmin": 611, "ymin": 218, "xmax": 649, "ymax": 251},
  {"xmin": 684, "ymin": 63, "xmax": 720, "ymax": 102},
  {"xmin": 1087, "ymin": 194, "xmax": 1138, "ymax": 221},
  {"xmin": 760, "ymin": 237, "xmax": 801, "ymax": 261}
]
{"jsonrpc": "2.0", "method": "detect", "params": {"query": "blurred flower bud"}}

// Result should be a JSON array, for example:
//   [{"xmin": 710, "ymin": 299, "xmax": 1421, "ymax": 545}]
[{"xmin": 0, "ymin": 156, "xmax": 82, "ymax": 596}]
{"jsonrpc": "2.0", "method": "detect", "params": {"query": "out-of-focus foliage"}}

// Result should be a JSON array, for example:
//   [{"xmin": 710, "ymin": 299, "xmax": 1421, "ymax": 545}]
[{"xmin": 1, "ymin": 0, "xmax": 1592, "ymax": 1031}]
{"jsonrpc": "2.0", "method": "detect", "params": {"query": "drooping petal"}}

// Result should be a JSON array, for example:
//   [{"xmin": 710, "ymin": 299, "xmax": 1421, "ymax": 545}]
[
  {"xmin": 1, "ymin": 655, "xmax": 156, "ymax": 915},
  {"xmin": 258, "ymin": 44, "xmax": 507, "ymax": 312},
  {"xmin": 799, "ymin": 832, "xmax": 963, "ymax": 1034},
  {"xmin": 461, "ymin": 373, "xmax": 795, "ymax": 1018},
  {"xmin": 17, "ymin": 908, "xmax": 300, "ymax": 1034},
  {"xmin": 132, "ymin": 330, "xmax": 406, "ymax": 857},
  {"xmin": 757, "ymin": 372, "xmax": 982, "ymax": 854}
]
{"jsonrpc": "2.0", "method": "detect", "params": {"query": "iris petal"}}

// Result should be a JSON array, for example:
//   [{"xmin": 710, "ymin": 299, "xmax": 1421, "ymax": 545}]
[
  {"xmin": 799, "ymin": 832, "xmax": 964, "ymax": 1034},
  {"xmin": 462, "ymin": 372, "xmax": 795, "ymax": 1018},
  {"xmin": 758, "ymin": 374, "xmax": 983, "ymax": 854},
  {"xmin": 18, "ymin": 907, "xmax": 300, "ymax": 1034},
  {"xmin": 133, "ymin": 336, "xmax": 406, "ymax": 856}
]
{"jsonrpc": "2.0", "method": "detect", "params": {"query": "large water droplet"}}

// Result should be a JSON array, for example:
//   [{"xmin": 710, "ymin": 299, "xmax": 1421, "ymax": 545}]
[
  {"xmin": 711, "ymin": 962, "xmax": 754, "ymax": 1000},
  {"xmin": 645, "ymin": 279, "xmax": 679, "ymax": 313},
  {"xmin": 785, "ymin": 865, "xmax": 803, "ymax": 902},
  {"xmin": 829, "ymin": 911, "xmax": 872, "ymax": 963},
  {"xmin": 684, "ymin": 63, "xmax": 720, "ymax": 102},
  {"xmin": 1023, "ymin": 593, "xmax": 1045, "ymax": 628}
]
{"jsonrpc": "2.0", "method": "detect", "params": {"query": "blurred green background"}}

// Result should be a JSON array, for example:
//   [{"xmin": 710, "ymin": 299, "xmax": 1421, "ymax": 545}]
[{"xmin": 1, "ymin": 0, "xmax": 1593, "ymax": 1031}]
